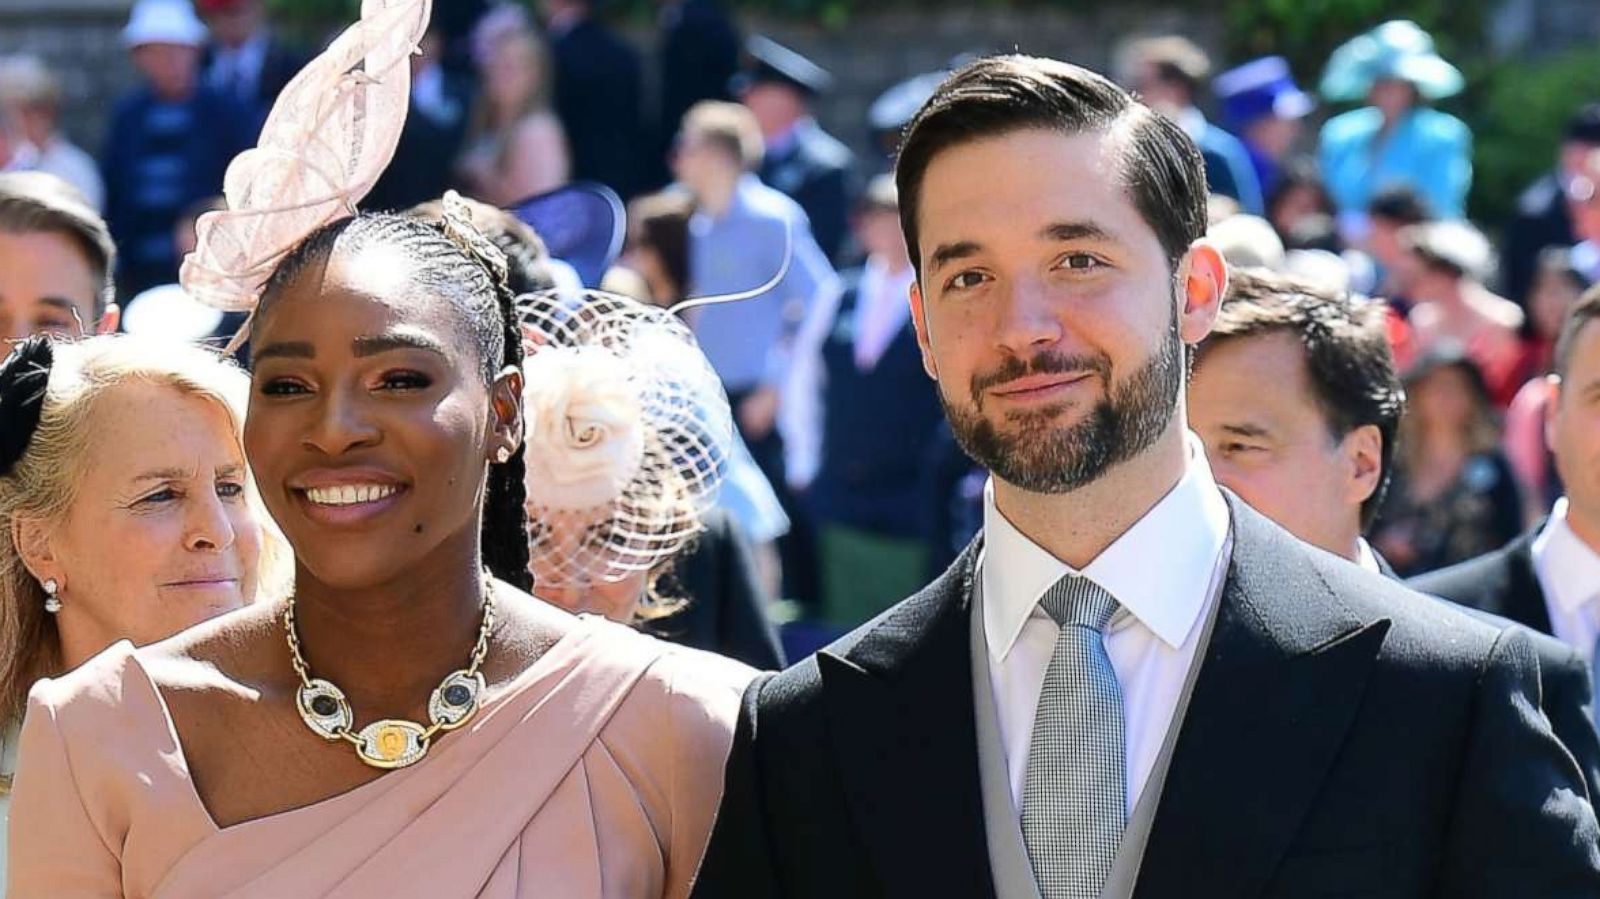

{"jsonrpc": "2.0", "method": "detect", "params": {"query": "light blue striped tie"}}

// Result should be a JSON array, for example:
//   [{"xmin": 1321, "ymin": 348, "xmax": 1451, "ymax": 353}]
[{"xmin": 1021, "ymin": 575, "xmax": 1126, "ymax": 899}]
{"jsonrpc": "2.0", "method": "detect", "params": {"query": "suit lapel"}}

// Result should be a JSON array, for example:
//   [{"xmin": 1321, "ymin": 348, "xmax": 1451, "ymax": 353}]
[
  {"xmin": 1501, "ymin": 529, "xmax": 1555, "ymax": 635},
  {"xmin": 818, "ymin": 540, "xmax": 997, "ymax": 899},
  {"xmin": 1134, "ymin": 500, "xmax": 1389, "ymax": 899}
]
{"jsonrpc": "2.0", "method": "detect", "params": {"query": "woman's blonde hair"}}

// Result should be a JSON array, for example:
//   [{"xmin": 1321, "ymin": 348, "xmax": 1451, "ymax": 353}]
[{"xmin": 0, "ymin": 336, "xmax": 290, "ymax": 731}]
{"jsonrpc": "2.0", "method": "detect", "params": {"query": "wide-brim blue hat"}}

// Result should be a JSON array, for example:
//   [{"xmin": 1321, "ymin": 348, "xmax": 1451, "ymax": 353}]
[{"xmin": 1320, "ymin": 20, "xmax": 1463, "ymax": 102}]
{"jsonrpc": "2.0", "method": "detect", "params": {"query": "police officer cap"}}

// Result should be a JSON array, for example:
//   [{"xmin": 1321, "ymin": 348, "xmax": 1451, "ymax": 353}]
[{"xmin": 733, "ymin": 35, "xmax": 833, "ymax": 97}]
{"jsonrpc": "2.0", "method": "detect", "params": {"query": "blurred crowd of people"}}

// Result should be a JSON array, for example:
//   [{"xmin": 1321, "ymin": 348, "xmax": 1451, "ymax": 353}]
[{"xmin": 1, "ymin": 0, "xmax": 1597, "ymax": 654}]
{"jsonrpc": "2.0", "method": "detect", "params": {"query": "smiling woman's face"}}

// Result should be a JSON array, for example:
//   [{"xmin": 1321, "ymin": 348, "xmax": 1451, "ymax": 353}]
[
  {"xmin": 244, "ymin": 239, "xmax": 504, "ymax": 590},
  {"xmin": 43, "ymin": 381, "xmax": 260, "ymax": 661}
]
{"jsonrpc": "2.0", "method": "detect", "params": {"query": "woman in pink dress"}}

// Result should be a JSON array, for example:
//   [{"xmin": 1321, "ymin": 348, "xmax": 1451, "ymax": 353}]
[
  {"xmin": 8, "ymin": 195, "xmax": 755, "ymax": 897},
  {"xmin": 7, "ymin": 6, "xmax": 752, "ymax": 893}
]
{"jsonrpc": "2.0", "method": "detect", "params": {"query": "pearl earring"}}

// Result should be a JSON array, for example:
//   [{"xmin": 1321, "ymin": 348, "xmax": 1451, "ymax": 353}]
[
  {"xmin": 42, "ymin": 579, "xmax": 61, "ymax": 614},
  {"xmin": 495, "ymin": 447, "xmax": 512, "ymax": 464}
]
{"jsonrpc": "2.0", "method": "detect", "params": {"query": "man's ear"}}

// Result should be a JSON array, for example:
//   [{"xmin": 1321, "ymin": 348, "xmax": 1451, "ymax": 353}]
[
  {"xmin": 1176, "ymin": 240, "xmax": 1227, "ymax": 346},
  {"xmin": 1543, "ymin": 373, "xmax": 1563, "ymax": 450},
  {"xmin": 1341, "ymin": 424, "xmax": 1384, "ymax": 510},
  {"xmin": 909, "ymin": 280, "xmax": 938, "ymax": 381},
  {"xmin": 489, "ymin": 365, "xmax": 525, "ymax": 461}
]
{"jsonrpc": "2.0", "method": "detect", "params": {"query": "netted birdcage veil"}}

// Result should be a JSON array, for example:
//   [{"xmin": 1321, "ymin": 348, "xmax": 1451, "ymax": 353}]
[{"xmin": 517, "ymin": 291, "xmax": 732, "ymax": 588}]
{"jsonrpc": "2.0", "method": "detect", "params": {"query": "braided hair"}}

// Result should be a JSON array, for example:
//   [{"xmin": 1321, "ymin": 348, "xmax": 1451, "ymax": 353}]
[{"xmin": 258, "ymin": 211, "xmax": 533, "ymax": 591}]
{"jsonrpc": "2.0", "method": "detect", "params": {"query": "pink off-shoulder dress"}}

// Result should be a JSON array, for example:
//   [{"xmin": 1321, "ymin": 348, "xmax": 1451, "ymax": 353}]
[{"xmin": 7, "ymin": 612, "xmax": 755, "ymax": 898}]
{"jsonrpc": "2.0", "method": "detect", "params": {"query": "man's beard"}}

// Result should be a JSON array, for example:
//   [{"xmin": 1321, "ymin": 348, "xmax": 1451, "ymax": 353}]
[{"xmin": 941, "ymin": 311, "xmax": 1183, "ymax": 495}]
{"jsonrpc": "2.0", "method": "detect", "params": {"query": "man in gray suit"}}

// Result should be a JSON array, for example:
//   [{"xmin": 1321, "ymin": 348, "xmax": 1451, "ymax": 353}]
[{"xmin": 692, "ymin": 55, "xmax": 1600, "ymax": 898}]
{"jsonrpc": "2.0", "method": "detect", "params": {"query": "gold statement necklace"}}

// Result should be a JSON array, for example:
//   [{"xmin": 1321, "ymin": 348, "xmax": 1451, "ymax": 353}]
[{"xmin": 285, "ymin": 579, "xmax": 496, "ymax": 769}]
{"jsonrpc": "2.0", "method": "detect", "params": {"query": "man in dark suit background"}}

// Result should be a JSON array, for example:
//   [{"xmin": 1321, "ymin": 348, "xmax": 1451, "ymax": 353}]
[
  {"xmin": 1189, "ymin": 266, "xmax": 1600, "ymax": 799},
  {"xmin": 736, "ymin": 36, "xmax": 855, "ymax": 264},
  {"xmin": 1415, "ymin": 287, "xmax": 1600, "ymax": 708},
  {"xmin": 196, "ymin": 0, "xmax": 309, "ymax": 133},
  {"xmin": 654, "ymin": 0, "xmax": 740, "ymax": 189},
  {"xmin": 692, "ymin": 55, "xmax": 1600, "ymax": 899},
  {"xmin": 542, "ymin": 0, "xmax": 647, "ymax": 199},
  {"xmin": 1500, "ymin": 106, "xmax": 1600, "ymax": 306}
]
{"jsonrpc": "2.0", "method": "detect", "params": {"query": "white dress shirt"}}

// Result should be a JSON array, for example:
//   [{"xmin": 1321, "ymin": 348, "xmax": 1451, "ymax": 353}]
[
  {"xmin": 979, "ymin": 435, "xmax": 1231, "ymax": 817},
  {"xmin": 852, "ymin": 257, "xmax": 915, "ymax": 371},
  {"xmin": 1356, "ymin": 538, "xmax": 1383, "ymax": 575},
  {"xmin": 1533, "ymin": 498, "xmax": 1600, "ymax": 663}
]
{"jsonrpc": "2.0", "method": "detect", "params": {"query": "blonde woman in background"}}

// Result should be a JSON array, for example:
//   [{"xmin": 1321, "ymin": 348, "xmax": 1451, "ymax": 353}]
[
  {"xmin": 0, "ymin": 334, "xmax": 287, "ymax": 883},
  {"xmin": 458, "ymin": 24, "xmax": 570, "ymax": 206}
]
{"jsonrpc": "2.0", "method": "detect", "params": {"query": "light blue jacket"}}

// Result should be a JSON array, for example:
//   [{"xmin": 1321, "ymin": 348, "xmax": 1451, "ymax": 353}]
[{"xmin": 1319, "ymin": 105, "xmax": 1472, "ymax": 219}]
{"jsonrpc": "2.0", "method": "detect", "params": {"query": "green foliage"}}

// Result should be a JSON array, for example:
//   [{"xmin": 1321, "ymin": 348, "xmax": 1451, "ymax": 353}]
[{"xmin": 1468, "ymin": 48, "xmax": 1600, "ymax": 223}]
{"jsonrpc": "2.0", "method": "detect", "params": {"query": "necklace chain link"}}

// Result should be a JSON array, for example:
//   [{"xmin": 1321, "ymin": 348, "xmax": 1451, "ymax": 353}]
[{"xmin": 284, "ymin": 573, "xmax": 497, "ymax": 765}]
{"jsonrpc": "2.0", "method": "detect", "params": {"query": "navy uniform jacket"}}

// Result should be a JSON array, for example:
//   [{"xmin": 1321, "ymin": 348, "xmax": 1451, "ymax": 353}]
[{"xmin": 760, "ymin": 119, "xmax": 854, "ymax": 263}]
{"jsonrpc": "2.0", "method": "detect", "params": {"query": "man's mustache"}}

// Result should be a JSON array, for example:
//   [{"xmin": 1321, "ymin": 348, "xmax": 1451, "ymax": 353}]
[{"xmin": 970, "ymin": 351, "xmax": 1111, "ymax": 403}]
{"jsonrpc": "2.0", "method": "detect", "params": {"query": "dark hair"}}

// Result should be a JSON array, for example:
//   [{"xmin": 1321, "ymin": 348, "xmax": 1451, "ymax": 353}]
[
  {"xmin": 258, "ymin": 212, "xmax": 533, "ymax": 590},
  {"xmin": 1555, "ymin": 282, "xmax": 1600, "ymax": 380},
  {"xmin": 1197, "ymin": 268, "xmax": 1404, "ymax": 529},
  {"xmin": 627, "ymin": 191, "xmax": 694, "ymax": 302},
  {"xmin": 894, "ymin": 55, "xmax": 1208, "ymax": 279},
  {"xmin": 407, "ymin": 196, "xmax": 558, "ymax": 296},
  {"xmin": 0, "ymin": 172, "xmax": 116, "ymax": 318},
  {"xmin": 1366, "ymin": 187, "xmax": 1431, "ymax": 226}
]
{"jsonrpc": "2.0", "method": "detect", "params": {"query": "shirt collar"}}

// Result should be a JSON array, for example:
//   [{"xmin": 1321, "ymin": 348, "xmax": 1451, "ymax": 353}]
[
  {"xmin": 1533, "ymin": 498, "xmax": 1600, "ymax": 612},
  {"xmin": 1355, "ymin": 538, "xmax": 1383, "ymax": 575},
  {"xmin": 981, "ymin": 433, "xmax": 1231, "ymax": 662}
]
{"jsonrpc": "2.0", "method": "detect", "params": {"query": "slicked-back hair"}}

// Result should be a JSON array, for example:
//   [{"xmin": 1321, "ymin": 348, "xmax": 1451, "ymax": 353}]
[
  {"xmin": 893, "ymin": 54, "xmax": 1209, "ymax": 281},
  {"xmin": 1554, "ymin": 282, "xmax": 1600, "ymax": 380},
  {"xmin": 257, "ymin": 213, "xmax": 533, "ymax": 590},
  {"xmin": 1196, "ymin": 268, "xmax": 1405, "ymax": 529}
]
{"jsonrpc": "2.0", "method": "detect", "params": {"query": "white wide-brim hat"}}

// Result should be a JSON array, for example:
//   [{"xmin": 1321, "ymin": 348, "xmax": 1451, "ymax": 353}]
[{"xmin": 122, "ymin": 0, "xmax": 209, "ymax": 49}]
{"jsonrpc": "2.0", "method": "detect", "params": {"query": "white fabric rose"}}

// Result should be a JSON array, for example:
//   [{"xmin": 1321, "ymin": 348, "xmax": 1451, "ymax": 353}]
[{"xmin": 521, "ymin": 346, "xmax": 646, "ymax": 511}]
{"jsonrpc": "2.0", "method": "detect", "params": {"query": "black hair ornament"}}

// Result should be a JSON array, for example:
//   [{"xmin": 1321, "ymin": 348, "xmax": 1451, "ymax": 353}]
[{"xmin": 0, "ymin": 336, "xmax": 54, "ymax": 477}]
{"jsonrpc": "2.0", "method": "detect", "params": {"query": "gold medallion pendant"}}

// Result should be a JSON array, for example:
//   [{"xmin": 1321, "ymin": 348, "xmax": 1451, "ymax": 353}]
[
  {"xmin": 356, "ymin": 720, "xmax": 431, "ymax": 769},
  {"xmin": 284, "ymin": 575, "xmax": 496, "ymax": 770}
]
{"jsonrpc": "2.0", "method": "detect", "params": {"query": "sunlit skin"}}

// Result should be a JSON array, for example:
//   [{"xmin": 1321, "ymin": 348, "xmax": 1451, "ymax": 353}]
[
  {"xmin": 16, "ymin": 383, "xmax": 261, "ymax": 667},
  {"xmin": 1189, "ymin": 330, "xmax": 1382, "ymax": 560},
  {"xmin": 125, "ymin": 235, "xmax": 582, "ymax": 832},
  {"xmin": 740, "ymin": 81, "xmax": 805, "ymax": 143},
  {"xmin": 907, "ymin": 128, "xmax": 1225, "ymax": 567},
  {"xmin": 0, "ymin": 229, "xmax": 116, "ymax": 338},
  {"xmin": 1547, "ymin": 320, "xmax": 1600, "ymax": 551}
]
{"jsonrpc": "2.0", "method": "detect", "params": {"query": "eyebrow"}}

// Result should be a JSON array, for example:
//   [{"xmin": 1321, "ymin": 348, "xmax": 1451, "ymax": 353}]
[
  {"xmin": 132, "ymin": 464, "xmax": 242, "ymax": 483},
  {"xmin": 927, "ymin": 221, "xmax": 1119, "ymax": 274},
  {"xmin": 352, "ymin": 333, "xmax": 448, "ymax": 358},
  {"xmin": 252, "ymin": 333, "xmax": 449, "ymax": 362},
  {"xmin": 1220, "ymin": 423, "xmax": 1271, "ymax": 439},
  {"xmin": 36, "ymin": 296, "xmax": 85, "ymax": 314},
  {"xmin": 1040, "ymin": 221, "xmax": 1116, "ymax": 244},
  {"xmin": 251, "ymin": 341, "xmax": 315, "ymax": 362}
]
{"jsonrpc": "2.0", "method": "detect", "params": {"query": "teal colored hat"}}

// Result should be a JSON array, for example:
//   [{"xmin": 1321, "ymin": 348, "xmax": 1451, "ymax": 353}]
[{"xmin": 1319, "ymin": 20, "xmax": 1463, "ymax": 102}]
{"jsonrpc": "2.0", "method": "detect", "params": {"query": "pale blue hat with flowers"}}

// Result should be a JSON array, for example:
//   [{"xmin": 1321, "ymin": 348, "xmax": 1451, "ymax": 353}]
[{"xmin": 1319, "ymin": 20, "xmax": 1464, "ymax": 102}]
